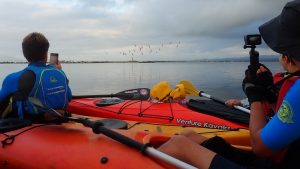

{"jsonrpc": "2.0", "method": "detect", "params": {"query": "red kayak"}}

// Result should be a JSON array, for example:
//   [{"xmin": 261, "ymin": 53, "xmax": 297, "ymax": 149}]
[{"xmin": 66, "ymin": 98, "xmax": 249, "ymax": 130}]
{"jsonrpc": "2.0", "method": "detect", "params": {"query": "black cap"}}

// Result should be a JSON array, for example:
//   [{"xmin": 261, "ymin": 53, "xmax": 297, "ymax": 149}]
[{"xmin": 259, "ymin": 0, "xmax": 300, "ymax": 60}]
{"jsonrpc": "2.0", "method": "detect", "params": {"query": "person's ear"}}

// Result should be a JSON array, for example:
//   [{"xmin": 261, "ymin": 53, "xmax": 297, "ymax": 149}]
[{"xmin": 282, "ymin": 55, "xmax": 290, "ymax": 63}]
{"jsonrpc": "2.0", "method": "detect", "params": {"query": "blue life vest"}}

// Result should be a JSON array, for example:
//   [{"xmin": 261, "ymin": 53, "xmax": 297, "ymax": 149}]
[{"xmin": 17, "ymin": 64, "xmax": 69, "ymax": 118}]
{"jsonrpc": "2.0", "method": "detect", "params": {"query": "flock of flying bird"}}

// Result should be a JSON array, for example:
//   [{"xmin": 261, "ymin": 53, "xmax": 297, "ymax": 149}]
[{"xmin": 119, "ymin": 41, "xmax": 181, "ymax": 59}]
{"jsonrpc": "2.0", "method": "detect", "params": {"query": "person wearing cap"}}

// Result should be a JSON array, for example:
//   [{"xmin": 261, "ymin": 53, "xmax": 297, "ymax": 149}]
[
  {"xmin": 158, "ymin": 1, "xmax": 300, "ymax": 169},
  {"xmin": 0, "ymin": 32, "xmax": 72, "ymax": 119}
]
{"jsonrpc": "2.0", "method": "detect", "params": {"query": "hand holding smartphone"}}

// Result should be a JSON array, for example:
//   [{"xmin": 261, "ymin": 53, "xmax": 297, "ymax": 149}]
[
  {"xmin": 50, "ymin": 53, "xmax": 62, "ymax": 69},
  {"xmin": 50, "ymin": 53, "xmax": 59, "ymax": 65}
]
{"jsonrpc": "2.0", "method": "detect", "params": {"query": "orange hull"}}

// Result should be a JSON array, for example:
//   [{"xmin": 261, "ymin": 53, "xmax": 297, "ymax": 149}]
[
  {"xmin": 67, "ymin": 98, "xmax": 248, "ymax": 130},
  {"xmin": 0, "ymin": 122, "xmax": 174, "ymax": 169},
  {"xmin": 0, "ymin": 115, "xmax": 251, "ymax": 169}
]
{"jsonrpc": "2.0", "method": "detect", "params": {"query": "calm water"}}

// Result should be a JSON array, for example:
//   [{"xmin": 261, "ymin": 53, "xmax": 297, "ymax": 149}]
[{"xmin": 0, "ymin": 62, "xmax": 282, "ymax": 100}]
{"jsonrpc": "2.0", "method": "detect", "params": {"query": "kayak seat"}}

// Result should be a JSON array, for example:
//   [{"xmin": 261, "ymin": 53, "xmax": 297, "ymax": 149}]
[
  {"xmin": 0, "ymin": 118, "xmax": 32, "ymax": 133},
  {"xmin": 96, "ymin": 98, "xmax": 124, "ymax": 107},
  {"xmin": 186, "ymin": 99, "xmax": 250, "ymax": 124}
]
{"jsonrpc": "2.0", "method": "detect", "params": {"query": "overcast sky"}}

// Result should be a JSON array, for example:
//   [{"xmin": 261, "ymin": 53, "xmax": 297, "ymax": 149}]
[{"xmin": 0, "ymin": 0, "xmax": 290, "ymax": 61}]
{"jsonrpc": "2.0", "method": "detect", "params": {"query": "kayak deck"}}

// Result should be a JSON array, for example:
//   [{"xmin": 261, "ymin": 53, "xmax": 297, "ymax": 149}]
[
  {"xmin": 0, "ymin": 122, "xmax": 173, "ymax": 169},
  {"xmin": 0, "ymin": 115, "xmax": 251, "ymax": 169},
  {"xmin": 67, "ymin": 98, "xmax": 248, "ymax": 130}
]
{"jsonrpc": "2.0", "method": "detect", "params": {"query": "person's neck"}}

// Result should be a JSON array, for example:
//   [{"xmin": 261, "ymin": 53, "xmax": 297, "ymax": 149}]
[
  {"xmin": 291, "ymin": 59, "xmax": 300, "ymax": 72},
  {"xmin": 289, "ymin": 65, "xmax": 300, "ymax": 73},
  {"xmin": 28, "ymin": 61, "xmax": 47, "ymax": 66}
]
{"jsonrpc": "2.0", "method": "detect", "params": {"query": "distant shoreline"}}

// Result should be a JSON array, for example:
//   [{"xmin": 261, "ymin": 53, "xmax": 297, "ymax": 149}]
[
  {"xmin": 0, "ymin": 60, "xmax": 278, "ymax": 64},
  {"xmin": 0, "ymin": 55, "xmax": 279, "ymax": 64}
]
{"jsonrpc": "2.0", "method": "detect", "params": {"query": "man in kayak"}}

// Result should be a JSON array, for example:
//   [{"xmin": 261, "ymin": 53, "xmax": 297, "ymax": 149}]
[
  {"xmin": 159, "ymin": 1, "xmax": 300, "ymax": 168},
  {"xmin": 0, "ymin": 32, "xmax": 72, "ymax": 119}
]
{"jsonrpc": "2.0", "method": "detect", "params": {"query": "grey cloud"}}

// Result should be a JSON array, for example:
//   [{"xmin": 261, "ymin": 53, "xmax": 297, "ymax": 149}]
[
  {"xmin": 122, "ymin": 0, "xmax": 288, "ymax": 38},
  {"xmin": 0, "ymin": 0, "xmax": 291, "ymax": 61}
]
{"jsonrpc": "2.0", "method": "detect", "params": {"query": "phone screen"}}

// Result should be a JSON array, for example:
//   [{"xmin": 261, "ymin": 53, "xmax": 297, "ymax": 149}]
[{"xmin": 50, "ymin": 53, "xmax": 59, "ymax": 65}]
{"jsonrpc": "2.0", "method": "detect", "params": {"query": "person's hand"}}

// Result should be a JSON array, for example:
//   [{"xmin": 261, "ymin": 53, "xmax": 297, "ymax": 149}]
[
  {"xmin": 242, "ymin": 80, "xmax": 265, "ymax": 105},
  {"xmin": 245, "ymin": 64, "xmax": 273, "ymax": 86},
  {"xmin": 255, "ymin": 65, "xmax": 277, "ymax": 103},
  {"xmin": 54, "ymin": 63, "xmax": 62, "ymax": 69},
  {"xmin": 254, "ymin": 65, "xmax": 273, "ymax": 88},
  {"xmin": 225, "ymin": 99, "xmax": 241, "ymax": 108},
  {"xmin": 242, "ymin": 64, "xmax": 274, "ymax": 105}
]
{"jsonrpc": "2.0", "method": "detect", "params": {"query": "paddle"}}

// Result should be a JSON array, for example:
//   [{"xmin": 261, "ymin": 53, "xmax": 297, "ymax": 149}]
[
  {"xmin": 72, "ymin": 88, "xmax": 150, "ymax": 100},
  {"xmin": 28, "ymin": 97, "xmax": 197, "ymax": 169},
  {"xmin": 179, "ymin": 80, "xmax": 251, "ymax": 114}
]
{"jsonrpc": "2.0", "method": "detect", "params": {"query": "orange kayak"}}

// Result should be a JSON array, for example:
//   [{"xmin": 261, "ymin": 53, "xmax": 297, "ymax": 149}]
[
  {"xmin": 66, "ymin": 98, "xmax": 248, "ymax": 130},
  {"xmin": 0, "ymin": 121, "xmax": 174, "ymax": 169},
  {"xmin": 0, "ymin": 116, "xmax": 251, "ymax": 169}
]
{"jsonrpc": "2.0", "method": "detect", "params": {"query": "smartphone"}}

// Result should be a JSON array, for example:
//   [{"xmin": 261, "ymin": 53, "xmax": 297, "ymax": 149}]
[{"xmin": 50, "ymin": 53, "xmax": 59, "ymax": 65}]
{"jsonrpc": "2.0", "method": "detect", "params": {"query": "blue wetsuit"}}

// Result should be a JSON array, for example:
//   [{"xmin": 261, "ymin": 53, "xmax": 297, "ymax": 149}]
[
  {"xmin": 0, "ymin": 62, "xmax": 72, "ymax": 117},
  {"xmin": 261, "ymin": 79, "xmax": 300, "ymax": 152}
]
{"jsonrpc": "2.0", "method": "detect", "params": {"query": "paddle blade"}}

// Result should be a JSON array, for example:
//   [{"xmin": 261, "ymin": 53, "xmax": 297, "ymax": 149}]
[
  {"xmin": 72, "ymin": 88, "xmax": 150, "ymax": 100},
  {"xmin": 178, "ymin": 80, "xmax": 200, "ymax": 96},
  {"xmin": 116, "ymin": 88, "xmax": 150, "ymax": 100}
]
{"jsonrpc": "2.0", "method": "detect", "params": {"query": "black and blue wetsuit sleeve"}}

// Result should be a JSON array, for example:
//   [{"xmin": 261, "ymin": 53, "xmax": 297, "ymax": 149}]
[{"xmin": 14, "ymin": 70, "xmax": 36, "ymax": 100}]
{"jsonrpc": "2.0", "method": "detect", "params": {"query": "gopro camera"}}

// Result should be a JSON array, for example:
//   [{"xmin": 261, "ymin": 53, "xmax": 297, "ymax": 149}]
[{"xmin": 244, "ymin": 34, "xmax": 261, "ymax": 48}]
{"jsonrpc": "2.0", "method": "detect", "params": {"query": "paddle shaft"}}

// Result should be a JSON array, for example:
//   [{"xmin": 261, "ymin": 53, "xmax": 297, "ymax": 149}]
[
  {"xmin": 89, "ymin": 122, "xmax": 197, "ymax": 169},
  {"xmin": 199, "ymin": 92, "xmax": 250, "ymax": 114}
]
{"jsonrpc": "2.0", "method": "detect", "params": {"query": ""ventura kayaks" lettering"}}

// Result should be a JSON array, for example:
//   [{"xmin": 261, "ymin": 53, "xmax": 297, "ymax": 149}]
[{"xmin": 176, "ymin": 118, "xmax": 231, "ymax": 130}]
